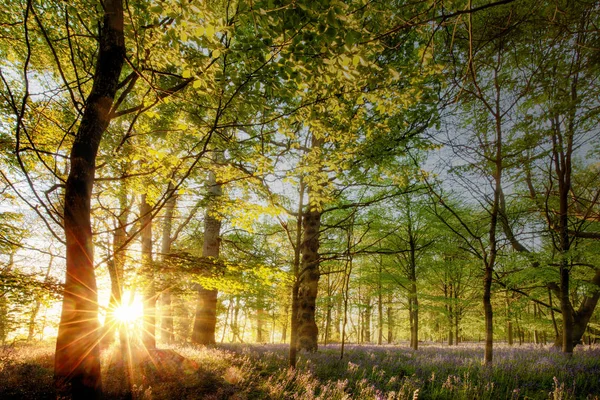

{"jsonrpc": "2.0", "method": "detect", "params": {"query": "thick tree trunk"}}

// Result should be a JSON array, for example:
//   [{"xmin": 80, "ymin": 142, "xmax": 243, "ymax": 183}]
[
  {"xmin": 553, "ymin": 272, "xmax": 600, "ymax": 349},
  {"xmin": 192, "ymin": 170, "xmax": 222, "ymax": 345},
  {"xmin": 54, "ymin": 1, "xmax": 125, "ymax": 396},
  {"xmin": 297, "ymin": 208, "xmax": 321, "ymax": 352},
  {"xmin": 141, "ymin": 195, "xmax": 156, "ymax": 349}
]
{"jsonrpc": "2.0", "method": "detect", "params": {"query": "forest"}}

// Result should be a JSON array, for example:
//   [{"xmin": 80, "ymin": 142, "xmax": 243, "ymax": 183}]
[{"xmin": 0, "ymin": 0, "xmax": 599, "ymax": 398}]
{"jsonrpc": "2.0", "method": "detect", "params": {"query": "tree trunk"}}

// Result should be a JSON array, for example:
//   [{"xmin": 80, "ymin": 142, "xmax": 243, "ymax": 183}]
[
  {"xmin": 553, "ymin": 271, "xmax": 600, "ymax": 349},
  {"xmin": 483, "ymin": 262, "xmax": 494, "ymax": 363},
  {"xmin": 324, "ymin": 300, "xmax": 332, "ymax": 346},
  {"xmin": 281, "ymin": 304, "xmax": 289, "ymax": 343},
  {"xmin": 0, "ymin": 254, "xmax": 13, "ymax": 344},
  {"xmin": 378, "ymin": 271, "xmax": 383, "ymax": 346},
  {"xmin": 288, "ymin": 200, "xmax": 302, "ymax": 366},
  {"xmin": 387, "ymin": 292, "xmax": 393, "ymax": 344},
  {"xmin": 231, "ymin": 296, "xmax": 241, "ymax": 343},
  {"xmin": 506, "ymin": 291, "xmax": 513, "ymax": 345},
  {"xmin": 141, "ymin": 195, "xmax": 156, "ymax": 350},
  {"xmin": 410, "ymin": 287, "xmax": 418, "ymax": 350},
  {"xmin": 364, "ymin": 296, "xmax": 371, "ymax": 343},
  {"xmin": 446, "ymin": 284, "xmax": 453, "ymax": 346},
  {"xmin": 192, "ymin": 169, "xmax": 222, "ymax": 345},
  {"xmin": 455, "ymin": 312, "xmax": 460, "ymax": 345},
  {"xmin": 28, "ymin": 256, "xmax": 53, "ymax": 342},
  {"xmin": 160, "ymin": 187, "xmax": 176, "ymax": 344},
  {"xmin": 533, "ymin": 303, "xmax": 540, "ymax": 345},
  {"xmin": 102, "ymin": 183, "xmax": 130, "ymax": 346},
  {"xmin": 289, "ymin": 279, "xmax": 300, "ymax": 365},
  {"xmin": 256, "ymin": 294, "xmax": 266, "ymax": 343},
  {"xmin": 54, "ymin": 1, "xmax": 125, "ymax": 396},
  {"xmin": 297, "ymin": 208, "xmax": 321, "ymax": 352}
]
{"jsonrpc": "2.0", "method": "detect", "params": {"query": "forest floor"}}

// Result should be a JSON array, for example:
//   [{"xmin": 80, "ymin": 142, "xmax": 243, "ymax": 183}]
[{"xmin": 0, "ymin": 341, "xmax": 598, "ymax": 399}]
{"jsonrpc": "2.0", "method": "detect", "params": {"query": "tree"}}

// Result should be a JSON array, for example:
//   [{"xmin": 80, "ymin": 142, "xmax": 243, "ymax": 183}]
[
  {"xmin": 192, "ymin": 166, "xmax": 223, "ymax": 345},
  {"xmin": 53, "ymin": 0, "xmax": 125, "ymax": 395}
]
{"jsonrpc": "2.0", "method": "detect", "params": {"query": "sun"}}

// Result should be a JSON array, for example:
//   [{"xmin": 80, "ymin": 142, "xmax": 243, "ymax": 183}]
[{"xmin": 113, "ymin": 301, "xmax": 143, "ymax": 323}]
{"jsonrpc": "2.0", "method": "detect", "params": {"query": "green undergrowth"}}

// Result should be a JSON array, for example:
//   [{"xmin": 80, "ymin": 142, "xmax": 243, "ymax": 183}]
[{"xmin": 0, "ymin": 342, "xmax": 599, "ymax": 399}]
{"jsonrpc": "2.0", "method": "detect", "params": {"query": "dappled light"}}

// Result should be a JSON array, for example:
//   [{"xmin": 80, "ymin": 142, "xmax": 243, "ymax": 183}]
[{"xmin": 1, "ymin": 0, "xmax": 599, "ymax": 398}]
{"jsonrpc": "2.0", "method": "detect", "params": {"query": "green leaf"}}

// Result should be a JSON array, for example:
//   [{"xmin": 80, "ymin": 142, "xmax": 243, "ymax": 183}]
[{"xmin": 205, "ymin": 24, "xmax": 215, "ymax": 37}]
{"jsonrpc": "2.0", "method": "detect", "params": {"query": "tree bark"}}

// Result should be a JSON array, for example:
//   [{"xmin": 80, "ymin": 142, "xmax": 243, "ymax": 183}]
[
  {"xmin": 102, "ymin": 182, "xmax": 129, "ymax": 346},
  {"xmin": 256, "ymin": 293, "xmax": 266, "ymax": 343},
  {"xmin": 408, "ymin": 222, "xmax": 418, "ymax": 350},
  {"xmin": 445, "ymin": 284, "xmax": 453, "ymax": 346},
  {"xmin": 289, "ymin": 182, "xmax": 303, "ymax": 367},
  {"xmin": 28, "ymin": 256, "xmax": 53, "ymax": 341},
  {"xmin": 387, "ymin": 292, "xmax": 393, "ymax": 344},
  {"xmin": 378, "ymin": 265, "xmax": 383, "ymax": 345},
  {"xmin": 192, "ymin": 169, "xmax": 222, "ymax": 345},
  {"xmin": 141, "ymin": 195, "xmax": 156, "ymax": 349},
  {"xmin": 54, "ymin": 0, "xmax": 125, "ymax": 396},
  {"xmin": 297, "ymin": 208, "xmax": 321, "ymax": 352},
  {"xmin": 506, "ymin": 291, "xmax": 513, "ymax": 346},
  {"xmin": 160, "ymin": 187, "xmax": 176, "ymax": 344}
]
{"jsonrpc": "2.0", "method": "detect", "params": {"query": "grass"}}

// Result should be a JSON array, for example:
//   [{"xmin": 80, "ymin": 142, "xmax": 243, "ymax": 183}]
[{"xmin": 0, "ymin": 341, "xmax": 598, "ymax": 399}]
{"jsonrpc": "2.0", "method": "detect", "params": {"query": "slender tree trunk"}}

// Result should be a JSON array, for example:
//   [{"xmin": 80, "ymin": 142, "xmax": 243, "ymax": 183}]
[
  {"xmin": 323, "ymin": 272, "xmax": 332, "ymax": 346},
  {"xmin": 141, "ymin": 195, "xmax": 156, "ymax": 350},
  {"xmin": 364, "ymin": 296, "xmax": 371, "ymax": 343},
  {"xmin": 410, "ymin": 287, "xmax": 418, "ymax": 350},
  {"xmin": 28, "ymin": 256, "xmax": 53, "ymax": 341},
  {"xmin": 378, "ymin": 266, "xmax": 383, "ymax": 346},
  {"xmin": 231, "ymin": 296, "xmax": 241, "ymax": 343},
  {"xmin": 483, "ymin": 262, "xmax": 494, "ymax": 363},
  {"xmin": 103, "ymin": 183, "xmax": 130, "ymax": 346},
  {"xmin": 160, "ymin": 186, "xmax": 176, "ymax": 344},
  {"xmin": 387, "ymin": 292, "xmax": 393, "ymax": 344},
  {"xmin": 506, "ymin": 291, "xmax": 513, "ymax": 345},
  {"xmin": 533, "ymin": 303, "xmax": 540, "ymax": 345},
  {"xmin": 289, "ymin": 279, "xmax": 300, "ymax": 365},
  {"xmin": 220, "ymin": 298, "xmax": 232, "ymax": 343},
  {"xmin": 446, "ymin": 284, "xmax": 453, "ymax": 346},
  {"xmin": 455, "ymin": 312, "xmax": 460, "ymax": 345},
  {"xmin": 256, "ymin": 294, "xmax": 266, "ymax": 343},
  {"xmin": 54, "ymin": 1, "xmax": 125, "ymax": 396},
  {"xmin": 281, "ymin": 304, "xmax": 289, "ymax": 343},
  {"xmin": 340, "ymin": 256, "xmax": 352, "ymax": 359},
  {"xmin": 192, "ymin": 169, "xmax": 222, "ymax": 345},
  {"xmin": 0, "ymin": 253, "xmax": 15, "ymax": 344},
  {"xmin": 324, "ymin": 301, "xmax": 332, "ymax": 346},
  {"xmin": 549, "ymin": 289, "xmax": 559, "ymax": 340}
]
